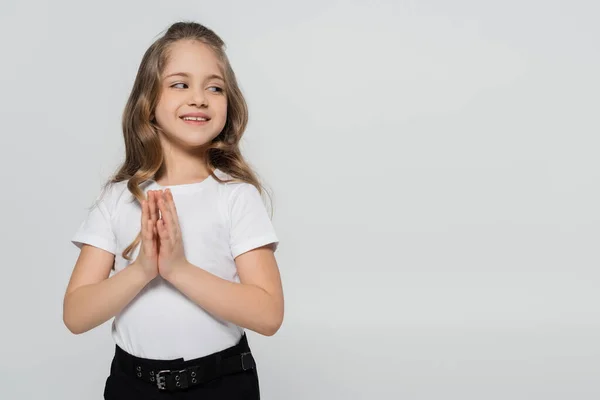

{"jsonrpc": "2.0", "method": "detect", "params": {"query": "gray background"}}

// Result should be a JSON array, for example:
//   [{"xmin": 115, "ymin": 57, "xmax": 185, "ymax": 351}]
[{"xmin": 1, "ymin": 0, "xmax": 599, "ymax": 399}]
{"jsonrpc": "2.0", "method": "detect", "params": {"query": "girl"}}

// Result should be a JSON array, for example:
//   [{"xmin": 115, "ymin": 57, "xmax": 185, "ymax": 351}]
[{"xmin": 63, "ymin": 21, "xmax": 283, "ymax": 400}]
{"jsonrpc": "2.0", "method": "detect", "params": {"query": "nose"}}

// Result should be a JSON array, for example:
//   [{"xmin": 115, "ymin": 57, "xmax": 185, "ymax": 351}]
[{"xmin": 188, "ymin": 87, "xmax": 207, "ymax": 107}]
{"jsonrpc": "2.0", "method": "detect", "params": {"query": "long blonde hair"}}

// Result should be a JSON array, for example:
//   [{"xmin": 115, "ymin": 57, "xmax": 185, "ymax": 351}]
[{"xmin": 101, "ymin": 21, "xmax": 272, "ymax": 261}]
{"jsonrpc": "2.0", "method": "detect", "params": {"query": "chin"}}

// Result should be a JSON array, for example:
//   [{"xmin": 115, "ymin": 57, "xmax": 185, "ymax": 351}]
[
  {"xmin": 160, "ymin": 123, "xmax": 223, "ymax": 147},
  {"xmin": 189, "ymin": 135, "xmax": 222, "ymax": 148}
]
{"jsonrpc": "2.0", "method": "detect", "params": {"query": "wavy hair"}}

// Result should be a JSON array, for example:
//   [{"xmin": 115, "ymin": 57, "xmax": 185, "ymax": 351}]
[{"xmin": 100, "ymin": 21, "xmax": 272, "ymax": 262}]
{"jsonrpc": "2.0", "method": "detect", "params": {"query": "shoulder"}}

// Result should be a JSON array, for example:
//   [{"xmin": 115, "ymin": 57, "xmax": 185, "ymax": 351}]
[
  {"xmin": 211, "ymin": 169, "xmax": 268, "ymax": 214},
  {"xmin": 93, "ymin": 180, "xmax": 133, "ymax": 215},
  {"xmin": 212, "ymin": 169, "xmax": 261, "ymax": 200}
]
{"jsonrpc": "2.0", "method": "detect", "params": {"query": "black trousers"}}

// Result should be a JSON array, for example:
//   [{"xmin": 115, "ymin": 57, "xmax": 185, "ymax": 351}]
[{"xmin": 104, "ymin": 333, "xmax": 260, "ymax": 399}]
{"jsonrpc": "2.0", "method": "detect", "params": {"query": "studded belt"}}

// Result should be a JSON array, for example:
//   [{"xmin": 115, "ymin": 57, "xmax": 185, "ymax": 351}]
[{"xmin": 113, "ymin": 334, "xmax": 256, "ymax": 392}]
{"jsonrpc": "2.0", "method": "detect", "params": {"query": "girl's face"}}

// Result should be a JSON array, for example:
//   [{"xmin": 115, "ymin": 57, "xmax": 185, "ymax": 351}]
[{"xmin": 154, "ymin": 40, "xmax": 228, "ymax": 150}]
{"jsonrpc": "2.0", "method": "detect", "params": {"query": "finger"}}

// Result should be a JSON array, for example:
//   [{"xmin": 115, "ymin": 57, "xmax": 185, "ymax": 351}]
[
  {"xmin": 166, "ymin": 189, "xmax": 181, "ymax": 232},
  {"xmin": 147, "ymin": 218, "xmax": 156, "ymax": 251},
  {"xmin": 163, "ymin": 190, "xmax": 180, "ymax": 239},
  {"xmin": 149, "ymin": 191, "xmax": 158, "ymax": 224},
  {"xmin": 141, "ymin": 199, "xmax": 147, "ymax": 235},
  {"xmin": 141, "ymin": 200, "xmax": 152, "ymax": 244},
  {"xmin": 157, "ymin": 218, "xmax": 168, "ymax": 240},
  {"xmin": 158, "ymin": 192, "xmax": 173, "ymax": 233}
]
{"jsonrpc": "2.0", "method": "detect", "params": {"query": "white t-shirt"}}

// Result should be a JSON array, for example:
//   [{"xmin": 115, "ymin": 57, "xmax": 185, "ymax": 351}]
[{"xmin": 71, "ymin": 169, "xmax": 279, "ymax": 360}]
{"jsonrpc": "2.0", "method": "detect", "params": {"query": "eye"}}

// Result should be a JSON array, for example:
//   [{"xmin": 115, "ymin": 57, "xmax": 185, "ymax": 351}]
[
  {"xmin": 171, "ymin": 83, "xmax": 188, "ymax": 89},
  {"xmin": 209, "ymin": 86, "xmax": 224, "ymax": 93}
]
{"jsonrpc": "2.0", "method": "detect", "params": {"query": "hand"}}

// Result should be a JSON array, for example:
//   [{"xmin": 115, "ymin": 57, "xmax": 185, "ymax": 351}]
[
  {"xmin": 156, "ymin": 189, "xmax": 188, "ymax": 279},
  {"xmin": 135, "ymin": 190, "xmax": 160, "ymax": 280}
]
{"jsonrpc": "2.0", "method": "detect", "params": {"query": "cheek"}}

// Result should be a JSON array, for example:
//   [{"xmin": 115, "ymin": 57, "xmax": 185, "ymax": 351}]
[
  {"xmin": 217, "ymin": 100, "xmax": 228, "ymax": 121},
  {"xmin": 156, "ymin": 94, "xmax": 179, "ymax": 115},
  {"xmin": 156, "ymin": 99, "xmax": 177, "ymax": 118},
  {"xmin": 216, "ymin": 109, "xmax": 227, "ymax": 129}
]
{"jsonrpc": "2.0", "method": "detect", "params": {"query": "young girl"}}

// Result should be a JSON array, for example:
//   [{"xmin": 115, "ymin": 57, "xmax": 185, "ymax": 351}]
[{"xmin": 63, "ymin": 21, "xmax": 283, "ymax": 399}]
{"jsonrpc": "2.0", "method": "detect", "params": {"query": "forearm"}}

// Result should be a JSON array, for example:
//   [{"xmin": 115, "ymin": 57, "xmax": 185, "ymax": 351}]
[
  {"xmin": 165, "ymin": 261, "xmax": 281, "ymax": 336},
  {"xmin": 63, "ymin": 262, "xmax": 153, "ymax": 334}
]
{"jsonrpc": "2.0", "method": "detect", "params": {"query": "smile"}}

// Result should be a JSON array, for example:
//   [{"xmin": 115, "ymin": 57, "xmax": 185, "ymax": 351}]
[
  {"xmin": 180, "ymin": 116, "xmax": 210, "ymax": 125},
  {"xmin": 181, "ymin": 117, "xmax": 208, "ymax": 121}
]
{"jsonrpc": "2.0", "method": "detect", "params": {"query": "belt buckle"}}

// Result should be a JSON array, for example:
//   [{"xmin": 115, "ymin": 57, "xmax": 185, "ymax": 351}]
[
  {"xmin": 156, "ymin": 370, "xmax": 170, "ymax": 390},
  {"xmin": 156, "ymin": 368, "xmax": 189, "ymax": 390}
]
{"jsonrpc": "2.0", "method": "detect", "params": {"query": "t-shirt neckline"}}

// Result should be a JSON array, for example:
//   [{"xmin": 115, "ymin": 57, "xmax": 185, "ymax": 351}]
[{"xmin": 146, "ymin": 169, "xmax": 220, "ymax": 195}]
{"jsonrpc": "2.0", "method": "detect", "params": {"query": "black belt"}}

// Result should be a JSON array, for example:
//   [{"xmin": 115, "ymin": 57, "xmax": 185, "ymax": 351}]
[{"xmin": 114, "ymin": 333, "xmax": 256, "ymax": 392}]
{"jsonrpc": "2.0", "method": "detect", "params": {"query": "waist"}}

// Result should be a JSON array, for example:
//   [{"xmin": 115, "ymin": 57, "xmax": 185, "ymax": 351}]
[
  {"xmin": 113, "ymin": 332, "xmax": 255, "ymax": 392},
  {"xmin": 115, "ymin": 332, "xmax": 251, "ymax": 368}
]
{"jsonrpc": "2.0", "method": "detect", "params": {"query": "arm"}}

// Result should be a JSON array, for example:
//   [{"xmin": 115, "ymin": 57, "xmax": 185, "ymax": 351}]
[
  {"xmin": 163, "ymin": 245, "xmax": 284, "ymax": 336},
  {"xmin": 63, "ymin": 244, "xmax": 154, "ymax": 334}
]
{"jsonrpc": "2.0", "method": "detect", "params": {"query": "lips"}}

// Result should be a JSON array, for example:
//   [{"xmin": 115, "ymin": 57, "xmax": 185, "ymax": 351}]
[
  {"xmin": 180, "ymin": 112, "xmax": 211, "ymax": 120},
  {"xmin": 181, "ymin": 117, "xmax": 209, "ymax": 122}
]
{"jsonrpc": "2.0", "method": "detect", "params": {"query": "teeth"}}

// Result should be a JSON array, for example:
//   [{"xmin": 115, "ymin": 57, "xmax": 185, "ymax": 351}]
[{"xmin": 182, "ymin": 117, "xmax": 208, "ymax": 121}]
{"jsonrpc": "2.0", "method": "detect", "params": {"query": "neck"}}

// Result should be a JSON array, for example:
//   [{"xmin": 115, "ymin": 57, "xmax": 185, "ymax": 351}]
[{"xmin": 154, "ymin": 140, "xmax": 211, "ymax": 186}]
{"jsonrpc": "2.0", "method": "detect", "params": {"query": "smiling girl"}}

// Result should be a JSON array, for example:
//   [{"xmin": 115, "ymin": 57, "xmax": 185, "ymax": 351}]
[{"xmin": 63, "ymin": 21, "xmax": 283, "ymax": 400}]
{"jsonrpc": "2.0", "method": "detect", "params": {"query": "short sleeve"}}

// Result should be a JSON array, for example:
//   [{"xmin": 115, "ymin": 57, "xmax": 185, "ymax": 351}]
[
  {"xmin": 229, "ymin": 184, "xmax": 279, "ymax": 259},
  {"xmin": 71, "ymin": 193, "xmax": 117, "ymax": 255}
]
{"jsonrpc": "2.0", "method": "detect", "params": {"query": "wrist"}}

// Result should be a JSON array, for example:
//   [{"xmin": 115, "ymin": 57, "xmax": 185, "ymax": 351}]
[
  {"xmin": 131, "ymin": 261, "xmax": 157, "ymax": 285},
  {"xmin": 162, "ymin": 260, "xmax": 189, "ymax": 284}
]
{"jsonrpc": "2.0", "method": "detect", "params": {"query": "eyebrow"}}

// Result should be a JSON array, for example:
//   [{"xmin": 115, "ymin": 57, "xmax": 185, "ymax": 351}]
[{"xmin": 163, "ymin": 72, "xmax": 225, "ymax": 82}]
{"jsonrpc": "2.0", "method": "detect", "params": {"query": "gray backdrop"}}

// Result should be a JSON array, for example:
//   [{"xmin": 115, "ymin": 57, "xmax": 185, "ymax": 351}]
[{"xmin": 1, "ymin": 0, "xmax": 599, "ymax": 399}]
